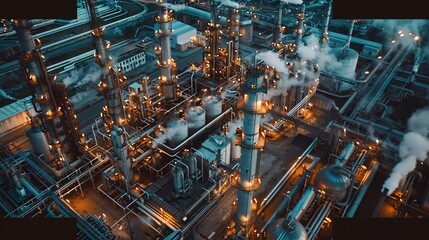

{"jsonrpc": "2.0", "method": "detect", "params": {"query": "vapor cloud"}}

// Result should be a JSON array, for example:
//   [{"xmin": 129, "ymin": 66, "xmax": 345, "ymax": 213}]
[
  {"xmin": 62, "ymin": 62, "xmax": 102, "ymax": 87},
  {"xmin": 383, "ymin": 108, "xmax": 429, "ymax": 195}
]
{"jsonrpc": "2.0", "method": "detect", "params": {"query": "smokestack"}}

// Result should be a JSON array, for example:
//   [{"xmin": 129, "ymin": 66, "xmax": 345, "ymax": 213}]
[
  {"xmin": 320, "ymin": 0, "xmax": 332, "ymax": 49},
  {"xmin": 156, "ymin": 4, "xmax": 178, "ymax": 102},
  {"xmin": 233, "ymin": 56, "xmax": 268, "ymax": 237},
  {"xmin": 13, "ymin": 19, "xmax": 81, "ymax": 164},
  {"xmin": 87, "ymin": 0, "xmax": 126, "ymax": 129}
]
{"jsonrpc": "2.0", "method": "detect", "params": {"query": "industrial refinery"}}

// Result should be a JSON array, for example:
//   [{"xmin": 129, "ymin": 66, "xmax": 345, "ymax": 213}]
[{"xmin": 1, "ymin": 0, "xmax": 429, "ymax": 239}]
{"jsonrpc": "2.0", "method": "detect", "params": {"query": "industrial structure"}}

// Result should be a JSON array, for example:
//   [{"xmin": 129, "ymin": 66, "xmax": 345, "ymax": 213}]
[{"xmin": 1, "ymin": 0, "xmax": 429, "ymax": 240}]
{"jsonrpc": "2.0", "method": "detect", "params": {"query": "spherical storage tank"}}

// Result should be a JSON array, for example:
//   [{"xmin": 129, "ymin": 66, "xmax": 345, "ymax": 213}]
[
  {"xmin": 27, "ymin": 127, "xmax": 52, "ymax": 162},
  {"xmin": 167, "ymin": 118, "xmax": 188, "ymax": 147},
  {"xmin": 314, "ymin": 165, "xmax": 351, "ymax": 202},
  {"xmin": 202, "ymin": 95, "xmax": 222, "ymax": 122},
  {"xmin": 267, "ymin": 219, "xmax": 308, "ymax": 240},
  {"xmin": 185, "ymin": 106, "xmax": 206, "ymax": 134},
  {"xmin": 330, "ymin": 47, "xmax": 359, "ymax": 92}
]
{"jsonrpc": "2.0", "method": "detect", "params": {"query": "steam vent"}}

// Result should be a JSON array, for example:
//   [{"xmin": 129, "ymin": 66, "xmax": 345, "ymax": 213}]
[{"xmin": 1, "ymin": 1, "xmax": 429, "ymax": 239}]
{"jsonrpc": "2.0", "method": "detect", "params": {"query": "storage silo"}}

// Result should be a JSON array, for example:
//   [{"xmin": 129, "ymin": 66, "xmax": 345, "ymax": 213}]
[
  {"xmin": 185, "ymin": 106, "xmax": 206, "ymax": 134},
  {"xmin": 202, "ymin": 95, "xmax": 222, "ymax": 122},
  {"xmin": 167, "ymin": 118, "xmax": 188, "ymax": 147},
  {"xmin": 329, "ymin": 47, "xmax": 359, "ymax": 92}
]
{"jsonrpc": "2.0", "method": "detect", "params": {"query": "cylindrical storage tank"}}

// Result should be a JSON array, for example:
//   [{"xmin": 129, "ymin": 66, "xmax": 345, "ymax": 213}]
[
  {"xmin": 202, "ymin": 95, "xmax": 222, "ymax": 122},
  {"xmin": 172, "ymin": 165, "xmax": 185, "ymax": 195},
  {"xmin": 185, "ymin": 106, "xmax": 206, "ymax": 135},
  {"xmin": 27, "ymin": 127, "xmax": 52, "ymax": 162},
  {"xmin": 315, "ymin": 166, "xmax": 351, "ymax": 202},
  {"xmin": 329, "ymin": 47, "xmax": 358, "ymax": 92},
  {"xmin": 240, "ymin": 20, "xmax": 253, "ymax": 43},
  {"xmin": 184, "ymin": 155, "xmax": 197, "ymax": 180},
  {"xmin": 166, "ymin": 118, "xmax": 188, "ymax": 147},
  {"xmin": 267, "ymin": 219, "xmax": 308, "ymax": 240}
]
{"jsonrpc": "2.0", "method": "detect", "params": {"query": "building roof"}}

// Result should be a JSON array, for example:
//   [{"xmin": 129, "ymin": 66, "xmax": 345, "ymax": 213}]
[{"xmin": 0, "ymin": 96, "xmax": 33, "ymax": 122}]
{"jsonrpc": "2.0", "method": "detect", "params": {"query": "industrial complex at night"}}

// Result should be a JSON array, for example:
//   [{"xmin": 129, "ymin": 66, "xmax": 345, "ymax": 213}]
[{"xmin": 1, "ymin": 0, "xmax": 429, "ymax": 239}]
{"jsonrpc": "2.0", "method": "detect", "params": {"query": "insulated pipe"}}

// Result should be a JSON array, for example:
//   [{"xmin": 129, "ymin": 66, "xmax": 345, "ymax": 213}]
[
  {"xmin": 344, "ymin": 161, "xmax": 380, "ymax": 217},
  {"xmin": 259, "ymin": 138, "xmax": 318, "ymax": 213},
  {"xmin": 306, "ymin": 200, "xmax": 332, "ymax": 239},
  {"xmin": 261, "ymin": 155, "xmax": 320, "ymax": 232},
  {"xmin": 288, "ymin": 187, "xmax": 316, "ymax": 221}
]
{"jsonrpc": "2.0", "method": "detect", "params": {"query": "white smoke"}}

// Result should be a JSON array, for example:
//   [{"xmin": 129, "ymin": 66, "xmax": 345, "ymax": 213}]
[
  {"xmin": 256, "ymin": 51, "xmax": 288, "ymax": 74},
  {"xmin": 152, "ymin": 128, "xmax": 171, "ymax": 148},
  {"xmin": 162, "ymin": 3, "xmax": 186, "ymax": 12},
  {"xmin": 407, "ymin": 108, "xmax": 429, "ymax": 136},
  {"xmin": 62, "ymin": 62, "xmax": 102, "ymax": 87},
  {"xmin": 218, "ymin": 0, "xmax": 240, "ymax": 9},
  {"xmin": 70, "ymin": 89, "xmax": 99, "ymax": 109},
  {"xmin": 372, "ymin": 20, "xmax": 429, "ymax": 57},
  {"xmin": 0, "ymin": 88, "xmax": 17, "ymax": 100},
  {"xmin": 281, "ymin": 0, "xmax": 303, "ymax": 4},
  {"xmin": 383, "ymin": 108, "xmax": 429, "ymax": 195},
  {"xmin": 227, "ymin": 117, "xmax": 243, "ymax": 139}
]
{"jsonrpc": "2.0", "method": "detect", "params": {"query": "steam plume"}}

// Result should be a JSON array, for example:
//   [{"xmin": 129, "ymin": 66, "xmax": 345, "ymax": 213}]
[
  {"xmin": 62, "ymin": 62, "xmax": 102, "ymax": 87},
  {"xmin": 382, "ymin": 108, "xmax": 429, "ymax": 195}
]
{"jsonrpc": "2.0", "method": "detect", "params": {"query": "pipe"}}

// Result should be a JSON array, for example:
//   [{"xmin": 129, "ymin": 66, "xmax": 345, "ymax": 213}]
[
  {"xmin": 184, "ymin": 177, "xmax": 216, "ymax": 216},
  {"xmin": 307, "ymin": 200, "xmax": 332, "ymax": 240},
  {"xmin": 191, "ymin": 147, "xmax": 205, "ymax": 181},
  {"xmin": 261, "ymin": 155, "xmax": 320, "ymax": 232},
  {"xmin": 259, "ymin": 137, "xmax": 318, "ymax": 213},
  {"xmin": 370, "ymin": 187, "xmax": 389, "ymax": 217},
  {"xmin": 344, "ymin": 161, "xmax": 380, "ymax": 217},
  {"xmin": 289, "ymin": 187, "xmax": 316, "ymax": 221},
  {"xmin": 148, "ymin": 107, "xmax": 232, "ymax": 153}
]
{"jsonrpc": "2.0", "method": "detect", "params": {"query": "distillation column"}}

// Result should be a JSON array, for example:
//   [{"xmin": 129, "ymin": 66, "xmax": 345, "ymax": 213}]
[
  {"xmin": 286, "ymin": 4, "xmax": 306, "ymax": 111},
  {"xmin": 227, "ymin": 6, "xmax": 241, "ymax": 79},
  {"xmin": 156, "ymin": 3, "xmax": 178, "ymax": 102},
  {"xmin": 320, "ymin": 0, "xmax": 332, "ymax": 49},
  {"xmin": 273, "ymin": 0, "xmax": 284, "ymax": 49},
  {"xmin": 87, "ymin": 0, "xmax": 133, "ymax": 188},
  {"xmin": 13, "ymin": 20, "xmax": 82, "ymax": 167},
  {"xmin": 233, "ymin": 58, "xmax": 267, "ymax": 236},
  {"xmin": 203, "ymin": 0, "xmax": 221, "ymax": 80}
]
